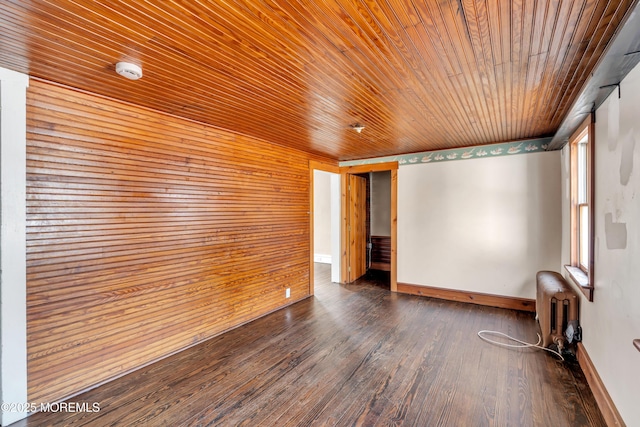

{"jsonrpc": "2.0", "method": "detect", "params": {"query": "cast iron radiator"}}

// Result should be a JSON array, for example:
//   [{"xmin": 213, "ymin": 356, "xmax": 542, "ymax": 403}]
[{"xmin": 536, "ymin": 271, "xmax": 580, "ymax": 350}]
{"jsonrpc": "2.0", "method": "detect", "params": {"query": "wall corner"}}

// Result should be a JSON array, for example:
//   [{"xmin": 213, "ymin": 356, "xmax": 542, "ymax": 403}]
[{"xmin": 0, "ymin": 67, "xmax": 29, "ymax": 426}]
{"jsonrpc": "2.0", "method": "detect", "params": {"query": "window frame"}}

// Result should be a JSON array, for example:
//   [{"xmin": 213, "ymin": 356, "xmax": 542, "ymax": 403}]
[{"xmin": 565, "ymin": 114, "xmax": 595, "ymax": 301}]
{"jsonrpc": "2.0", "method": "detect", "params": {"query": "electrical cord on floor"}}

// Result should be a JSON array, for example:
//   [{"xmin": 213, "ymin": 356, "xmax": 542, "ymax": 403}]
[{"xmin": 477, "ymin": 330, "xmax": 564, "ymax": 361}]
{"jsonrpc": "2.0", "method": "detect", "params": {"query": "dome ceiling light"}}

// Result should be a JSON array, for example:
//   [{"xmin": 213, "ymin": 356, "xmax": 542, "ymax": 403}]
[{"xmin": 350, "ymin": 123, "xmax": 365, "ymax": 133}]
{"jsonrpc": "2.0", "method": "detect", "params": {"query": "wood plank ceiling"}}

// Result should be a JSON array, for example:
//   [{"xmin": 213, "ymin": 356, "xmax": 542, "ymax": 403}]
[{"xmin": 0, "ymin": 0, "xmax": 636, "ymax": 161}]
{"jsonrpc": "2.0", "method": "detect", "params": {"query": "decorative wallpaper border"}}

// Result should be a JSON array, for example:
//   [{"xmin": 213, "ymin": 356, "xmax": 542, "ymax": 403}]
[{"xmin": 339, "ymin": 137, "xmax": 553, "ymax": 167}]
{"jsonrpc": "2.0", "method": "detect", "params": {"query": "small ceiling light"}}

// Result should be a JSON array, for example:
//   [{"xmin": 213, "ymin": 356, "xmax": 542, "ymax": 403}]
[
  {"xmin": 115, "ymin": 62, "xmax": 143, "ymax": 80},
  {"xmin": 350, "ymin": 123, "xmax": 365, "ymax": 133}
]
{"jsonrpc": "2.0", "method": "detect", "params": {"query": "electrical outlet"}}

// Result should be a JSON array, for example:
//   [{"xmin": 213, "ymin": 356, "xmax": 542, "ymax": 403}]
[{"xmin": 285, "ymin": 288, "xmax": 290, "ymax": 298}]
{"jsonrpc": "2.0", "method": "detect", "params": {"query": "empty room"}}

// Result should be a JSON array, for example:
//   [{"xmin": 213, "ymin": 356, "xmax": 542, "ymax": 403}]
[{"xmin": 1, "ymin": 1, "xmax": 639, "ymax": 426}]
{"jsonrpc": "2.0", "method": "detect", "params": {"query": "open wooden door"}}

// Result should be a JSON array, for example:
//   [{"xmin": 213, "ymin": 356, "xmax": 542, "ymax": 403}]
[
  {"xmin": 339, "ymin": 162, "xmax": 397, "ymax": 290},
  {"xmin": 348, "ymin": 174, "xmax": 367, "ymax": 282}
]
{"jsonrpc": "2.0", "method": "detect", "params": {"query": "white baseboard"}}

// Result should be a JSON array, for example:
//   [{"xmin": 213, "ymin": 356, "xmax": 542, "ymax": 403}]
[{"xmin": 314, "ymin": 254, "xmax": 332, "ymax": 264}]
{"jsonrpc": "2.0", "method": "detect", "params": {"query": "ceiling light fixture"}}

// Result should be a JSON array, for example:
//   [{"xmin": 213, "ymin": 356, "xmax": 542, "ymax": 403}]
[
  {"xmin": 350, "ymin": 123, "xmax": 365, "ymax": 133},
  {"xmin": 115, "ymin": 62, "xmax": 143, "ymax": 80}
]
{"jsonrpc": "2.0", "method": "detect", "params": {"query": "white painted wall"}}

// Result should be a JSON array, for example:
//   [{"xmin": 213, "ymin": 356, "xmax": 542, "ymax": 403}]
[
  {"xmin": 313, "ymin": 170, "xmax": 332, "ymax": 262},
  {"xmin": 370, "ymin": 171, "xmax": 391, "ymax": 236},
  {"xmin": 0, "ymin": 67, "xmax": 29, "ymax": 426},
  {"xmin": 398, "ymin": 151, "xmax": 561, "ymax": 299},
  {"xmin": 561, "ymin": 61, "xmax": 640, "ymax": 425},
  {"xmin": 330, "ymin": 174, "xmax": 341, "ymax": 283}
]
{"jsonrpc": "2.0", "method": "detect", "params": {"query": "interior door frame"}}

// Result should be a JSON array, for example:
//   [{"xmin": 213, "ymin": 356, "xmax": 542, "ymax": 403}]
[
  {"xmin": 309, "ymin": 160, "xmax": 398, "ymax": 294},
  {"xmin": 309, "ymin": 160, "xmax": 341, "ymax": 295},
  {"xmin": 341, "ymin": 162, "xmax": 398, "ymax": 291}
]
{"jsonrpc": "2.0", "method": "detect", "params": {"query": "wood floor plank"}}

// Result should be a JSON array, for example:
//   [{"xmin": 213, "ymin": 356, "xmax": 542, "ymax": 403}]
[{"xmin": 12, "ymin": 265, "xmax": 606, "ymax": 427}]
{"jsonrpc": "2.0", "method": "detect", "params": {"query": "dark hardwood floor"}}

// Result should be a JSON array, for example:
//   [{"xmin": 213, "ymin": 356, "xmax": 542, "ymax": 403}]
[{"xmin": 13, "ymin": 264, "xmax": 604, "ymax": 426}]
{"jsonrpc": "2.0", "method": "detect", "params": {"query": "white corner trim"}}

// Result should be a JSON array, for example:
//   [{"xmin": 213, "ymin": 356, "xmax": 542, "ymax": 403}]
[
  {"xmin": 1, "ymin": 66, "xmax": 29, "ymax": 426},
  {"xmin": 330, "ymin": 173, "xmax": 341, "ymax": 283},
  {"xmin": 0, "ymin": 67, "xmax": 29, "ymax": 84}
]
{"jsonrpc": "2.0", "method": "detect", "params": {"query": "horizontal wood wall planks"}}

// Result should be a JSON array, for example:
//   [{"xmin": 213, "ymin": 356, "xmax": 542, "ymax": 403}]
[
  {"xmin": 370, "ymin": 236, "xmax": 391, "ymax": 271},
  {"xmin": 25, "ymin": 79, "xmax": 328, "ymax": 403}
]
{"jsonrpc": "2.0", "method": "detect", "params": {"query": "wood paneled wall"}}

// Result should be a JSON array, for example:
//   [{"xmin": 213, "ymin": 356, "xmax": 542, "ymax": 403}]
[
  {"xmin": 26, "ymin": 79, "xmax": 322, "ymax": 403},
  {"xmin": 370, "ymin": 236, "xmax": 391, "ymax": 272}
]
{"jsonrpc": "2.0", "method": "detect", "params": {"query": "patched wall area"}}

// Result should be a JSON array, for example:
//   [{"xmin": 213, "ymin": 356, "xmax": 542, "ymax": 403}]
[{"xmin": 561, "ymin": 61, "xmax": 640, "ymax": 425}]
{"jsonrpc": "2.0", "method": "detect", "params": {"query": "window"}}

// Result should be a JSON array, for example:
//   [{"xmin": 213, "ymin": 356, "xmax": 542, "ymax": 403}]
[{"xmin": 566, "ymin": 115, "xmax": 594, "ymax": 300}]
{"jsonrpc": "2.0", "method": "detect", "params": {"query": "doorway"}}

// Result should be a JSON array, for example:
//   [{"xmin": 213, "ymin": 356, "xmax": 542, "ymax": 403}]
[
  {"xmin": 344, "ymin": 171, "xmax": 392, "ymax": 287},
  {"xmin": 309, "ymin": 161, "xmax": 397, "ymax": 293},
  {"xmin": 342, "ymin": 163, "xmax": 398, "ymax": 291},
  {"xmin": 312, "ymin": 169, "xmax": 341, "ymax": 282},
  {"xmin": 369, "ymin": 170, "xmax": 392, "ymax": 276},
  {"xmin": 309, "ymin": 161, "xmax": 341, "ymax": 295}
]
